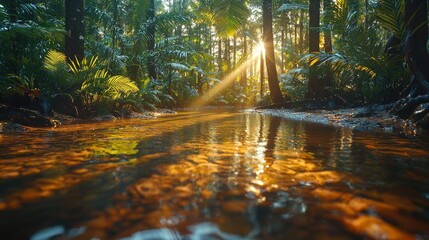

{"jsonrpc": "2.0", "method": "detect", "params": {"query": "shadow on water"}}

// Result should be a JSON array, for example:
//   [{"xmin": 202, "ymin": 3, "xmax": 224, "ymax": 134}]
[{"xmin": 0, "ymin": 110, "xmax": 429, "ymax": 239}]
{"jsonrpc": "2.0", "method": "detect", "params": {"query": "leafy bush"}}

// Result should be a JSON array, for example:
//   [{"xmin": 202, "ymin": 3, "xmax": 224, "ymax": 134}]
[{"xmin": 43, "ymin": 50, "xmax": 139, "ymax": 115}]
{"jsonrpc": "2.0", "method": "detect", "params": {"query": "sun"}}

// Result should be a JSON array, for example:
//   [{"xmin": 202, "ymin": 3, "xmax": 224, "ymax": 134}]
[{"xmin": 256, "ymin": 41, "xmax": 266, "ymax": 55}]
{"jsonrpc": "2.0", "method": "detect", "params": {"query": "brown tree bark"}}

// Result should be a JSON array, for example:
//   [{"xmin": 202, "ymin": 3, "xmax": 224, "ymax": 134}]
[
  {"xmin": 241, "ymin": 33, "xmax": 248, "ymax": 88},
  {"xmin": 260, "ymin": 49, "xmax": 265, "ymax": 98},
  {"xmin": 233, "ymin": 35, "xmax": 237, "ymax": 67},
  {"xmin": 147, "ymin": 0, "xmax": 157, "ymax": 80},
  {"xmin": 65, "ymin": 0, "xmax": 84, "ymax": 63},
  {"xmin": 281, "ymin": 26, "xmax": 285, "ymax": 71},
  {"xmin": 224, "ymin": 38, "xmax": 230, "ymax": 71},
  {"xmin": 263, "ymin": 0, "xmax": 284, "ymax": 104},
  {"xmin": 322, "ymin": 0, "xmax": 333, "ymax": 90},
  {"xmin": 218, "ymin": 38, "xmax": 222, "ymax": 72},
  {"xmin": 306, "ymin": 0, "xmax": 321, "ymax": 99},
  {"xmin": 394, "ymin": 0, "xmax": 429, "ymax": 126},
  {"xmin": 6, "ymin": 0, "xmax": 17, "ymax": 22},
  {"xmin": 404, "ymin": 0, "xmax": 429, "ymax": 91},
  {"xmin": 299, "ymin": 10, "xmax": 304, "ymax": 54}
]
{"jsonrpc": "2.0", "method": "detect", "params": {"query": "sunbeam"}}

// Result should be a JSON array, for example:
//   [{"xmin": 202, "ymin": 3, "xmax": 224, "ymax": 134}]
[
  {"xmin": 190, "ymin": 52, "xmax": 262, "ymax": 108},
  {"xmin": 256, "ymin": 41, "xmax": 266, "ymax": 56}
]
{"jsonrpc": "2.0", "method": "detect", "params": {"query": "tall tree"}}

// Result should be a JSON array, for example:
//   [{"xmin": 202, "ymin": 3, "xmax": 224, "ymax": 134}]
[
  {"xmin": 322, "ymin": 0, "xmax": 333, "ymax": 88},
  {"xmin": 263, "ymin": 0, "xmax": 284, "ymax": 104},
  {"xmin": 403, "ymin": 0, "xmax": 429, "ymax": 93},
  {"xmin": 6, "ymin": 0, "xmax": 17, "ymax": 22},
  {"xmin": 147, "ymin": 0, "xmax": 157, "ymax": 80},
  {"xmin": 395, "ymin": 0, "xmax": 429, "ymax": 123},
  {"xmin": 240, "ymin": 31, "xmax": 248, "ymax": 89},
  {"xmin": 65, "ymin": 0, "xmax": 84, "ymax": 63},
  {"xmin": 260, "ymin": 47, "xmax": 264, "ymax": 97},
  {"xmin": 306, "ymin": 0, "xmax": 321, "ymax": 99}
]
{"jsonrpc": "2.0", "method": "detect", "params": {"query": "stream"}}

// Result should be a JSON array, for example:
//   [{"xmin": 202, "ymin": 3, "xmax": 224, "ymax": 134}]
[{"xmin": 0, "ymin": 110, "xmax": 429, "ymax": 239}]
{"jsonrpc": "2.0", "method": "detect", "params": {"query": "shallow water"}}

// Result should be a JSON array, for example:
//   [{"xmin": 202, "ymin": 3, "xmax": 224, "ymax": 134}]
[{"xmin": 0, "ymin": 110, "xmax": 429, "ymax": 239}]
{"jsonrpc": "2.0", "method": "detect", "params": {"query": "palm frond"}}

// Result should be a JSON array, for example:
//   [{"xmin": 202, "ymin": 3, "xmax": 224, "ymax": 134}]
[
  {"xmin": 166, "ymin": 62, "xmax": 189, "ymax": 71},
  {"xmin": 155, "ymin": 13, "xmax": 189, "ymax": 31},
  {"xmin": 211, "ymin": 0, "xmax": 250, "ymax": 37},
  {"xmin": 106, "ymin": 75, "xmax": 139, "ymax": 98},
  {"xmin": 68, "ymin": 55, "xmax": 100, "ymax": 74},
  {"xmin": 277, "ymin": 3, "xmax": 308, "ymax": 12},
  {"xmin": 0, "ymin": 74, "xmax": 35, "ymax": 96},
  {"xmin": 374, "ymin": 0, "xmax": 405, "ymax": 38},
  {"xmin": 0, "ymin": 4, "xmax": 8, "ymax": 22},
  {"xmin": 18, "ymin": 3, "xmax": 45, "ymax": 17},
  {"xmin": 43, "ymin": 50, "xmax": 66, "ymax": 72}
]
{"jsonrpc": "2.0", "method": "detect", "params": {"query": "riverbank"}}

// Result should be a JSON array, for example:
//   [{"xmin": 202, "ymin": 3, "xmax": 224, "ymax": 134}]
[
  {"xmin": 0, "ymin": 104, "xmax": 176, "ymax": 133},
  {"xmin": 256, "ymin": 103, "xmax": 423, "ymax": 136},
  {"xmin": 1, "ymin": 103, "xmax": 425, "ymax": 136}
]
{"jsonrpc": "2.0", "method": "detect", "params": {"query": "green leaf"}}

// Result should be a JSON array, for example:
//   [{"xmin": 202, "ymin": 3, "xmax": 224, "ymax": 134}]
[{"xmin": 44, "ymin": 50, "xmax": 67, "ymax": 72}]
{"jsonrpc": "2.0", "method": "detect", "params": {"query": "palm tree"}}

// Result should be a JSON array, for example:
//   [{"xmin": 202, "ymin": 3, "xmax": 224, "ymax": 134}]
[{"xmin": 263, "ymin": 0, "xmax": 284, "ymax": 104}]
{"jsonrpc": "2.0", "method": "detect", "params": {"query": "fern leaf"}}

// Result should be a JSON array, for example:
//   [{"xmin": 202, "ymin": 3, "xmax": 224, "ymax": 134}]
[
  {"xmin": 44, "ymin": 50, "xmax": 67, "ymax": 72},
  {"xmin": 107, "ymin": 76, "xmax": 139, "ymax": 98}
]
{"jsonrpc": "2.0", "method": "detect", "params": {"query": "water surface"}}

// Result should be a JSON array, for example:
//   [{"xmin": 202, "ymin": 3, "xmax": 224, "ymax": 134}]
[{"xmin": 1, "ymin": 110, "xmax": 429, "ymax": 239}]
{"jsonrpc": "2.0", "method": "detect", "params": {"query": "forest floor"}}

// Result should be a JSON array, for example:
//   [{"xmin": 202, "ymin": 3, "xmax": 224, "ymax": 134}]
[{"xmin": 256, "ymin": 103, "xmax": 424, "ymax": 136}]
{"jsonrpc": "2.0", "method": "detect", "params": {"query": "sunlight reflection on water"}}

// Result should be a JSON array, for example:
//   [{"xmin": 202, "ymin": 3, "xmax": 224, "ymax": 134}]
[{"xmin": 0, "ymin": 110, "xmax": 429, "ymax": 239}]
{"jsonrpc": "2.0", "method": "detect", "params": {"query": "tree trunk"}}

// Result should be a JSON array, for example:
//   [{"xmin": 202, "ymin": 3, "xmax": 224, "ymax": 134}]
[
  {"xmin": 299, "ymin": 10, "xmax": 304, "ymax": 54},
  {"xmin": 224, "ymin": 38, "xmax": 230, "ymax": 71},
  {"xmin": 197, "ymin": 73, "xmax": 203, "ymax": 96},
  {"xmin": 147, "ymin": 0, "xmax": 157, "ymax": 80},
  {"xmin": 294, "ymin": 22, "xmax": 298, "ymax": 51},
  {"xmin": 7, "ymin": 0, "xmax": 17, "ymax": 22},
  {"xmin": 281, "ymin": 26, "xmax": 285, "ymax": 71},
  {"xmin": 260, "ymin": 50, "xmax": 264, "ymax": 98},
  {"xmin": 306, "ymin": 0, "xmax": 321, "ymax": 99},
  {"xmin": 6, "ymin": 0, "xmax": 18, "ymax": 74},
  {"xmin": 218, "ymin": 38, "xmax": 222, "ymax": 72},
  {"xmin": 323, "ymin": 0, "xmax": 333, "ymax": 90},
  {"xmin": 364, "ymin": 0, "xmax": 369, "ymax": 31},
  {"xmin": 404, "ymin": 0, "xmax": 429, "ymax": 89},
  {"xmin": 233, "ymin": 35, "xmax": 237, "ymax": 67},
  {"xmin": 241, "ymin": 33, "xmax": 247, "ymax": 89},
  {"xmin": 112, "ymin": 0, "xmax": 118, "ymax": 50},
  {"xmin": 65, "ymin": 0, "xmax": 84, "ymax": 63},
  {"xmin": 263, "ymin": 0, "xmax": 284, "ymax": 104},
  {"xmin": 250, "ymin": 40, "xmax": 254, "ymax": 77},
  {"xmin": 394, "ymin": 0, "xmax": 429, "ymax": 126}
]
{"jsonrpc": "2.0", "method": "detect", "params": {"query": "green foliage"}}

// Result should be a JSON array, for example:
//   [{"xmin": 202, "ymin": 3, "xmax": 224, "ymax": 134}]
[
  {"xmin": 374, "ymin": 0, "xmax": 405, "ymax": 38},
  {"xmin": 0, "ymin": 74, "xmax": 37, "ymax": 98},
  {"xmin": 280, "ymin": 68, "xmax": 308, "ymax": 101},
  {"xmin": 0, "ymin": 0, "xmax": 415, "ymax": 110},
  {"xmin": 43, "ymin": 50, "xmax": 138, "ymax": 111},
  {"xmin": 210, "ymin": 0, "xmax": 250, "ymax": 37},
  {"xmin": 277, "ymin": 3, "xmax": 308, "ymax": 12},
  {"xmin": 297, "ymin": 0, "xmax": 408, "ymax": 103}
]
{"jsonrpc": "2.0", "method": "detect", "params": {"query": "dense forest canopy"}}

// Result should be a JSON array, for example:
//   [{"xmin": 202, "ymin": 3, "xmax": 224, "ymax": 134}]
[{"xmin": 0, "ymin": 0, "xmax": 428, "ymax": 124}]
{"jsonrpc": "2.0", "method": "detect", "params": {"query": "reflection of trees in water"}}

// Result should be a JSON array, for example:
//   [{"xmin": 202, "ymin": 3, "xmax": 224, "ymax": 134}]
[
  {"xmin": 2, "ymin": 112, "xmax": 429, "ymax": 239},
  {"xmin": 264, "ymin": 115, "xmax": 281, "ymax": 161}
]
